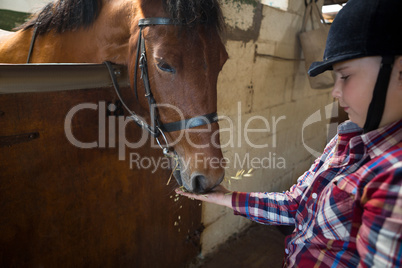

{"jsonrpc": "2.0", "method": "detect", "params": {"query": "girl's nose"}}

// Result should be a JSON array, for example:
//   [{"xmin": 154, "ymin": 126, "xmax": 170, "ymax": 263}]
[{"xmin": 331, "ymin": 80, "xmax": 342, "ymax": 99}]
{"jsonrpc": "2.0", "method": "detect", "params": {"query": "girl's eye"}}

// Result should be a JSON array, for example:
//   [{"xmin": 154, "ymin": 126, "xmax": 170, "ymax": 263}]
[
  {"xmin": 157, "ymin": 61, "xmax": 176, "ymax": 74},
  {"xmin": 340, "ymin": 75, "xmax": 350, "ymax": 80}
]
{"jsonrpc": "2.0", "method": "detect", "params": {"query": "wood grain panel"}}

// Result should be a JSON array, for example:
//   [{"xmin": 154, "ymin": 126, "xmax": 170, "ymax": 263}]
[{"xmin": 0, "ymin": 86, "xmax": 202, "ymax": 267}]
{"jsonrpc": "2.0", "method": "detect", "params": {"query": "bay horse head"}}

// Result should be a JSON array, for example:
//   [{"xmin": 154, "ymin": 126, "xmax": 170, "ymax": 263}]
[
  {"xmin": 0, "ymin": 0, "xmax": 228, "ymax": 193},
  {"xmin": 127, "ymin": 1, "xmax": 228, "ymax": 193}
]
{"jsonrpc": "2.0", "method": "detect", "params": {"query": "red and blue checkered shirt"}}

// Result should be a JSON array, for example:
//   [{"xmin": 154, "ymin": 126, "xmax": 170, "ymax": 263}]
[{"xmin": 232, "ymin": 120, "xmax": 402, "ymax": 267}]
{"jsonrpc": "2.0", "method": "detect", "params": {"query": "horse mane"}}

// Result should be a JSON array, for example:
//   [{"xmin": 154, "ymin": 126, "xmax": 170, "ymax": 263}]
[
  {"xmin": 17, "ymin": 0, "xmax": 224, "ymax": 34},
  {"xmin": 17, "ymin": 0, "xmax": 101, "ymax": 34}
]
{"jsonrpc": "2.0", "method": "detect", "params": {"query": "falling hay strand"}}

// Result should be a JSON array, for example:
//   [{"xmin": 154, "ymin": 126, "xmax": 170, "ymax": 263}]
[
  {"xmin": 166, "ymin": 154, "xmax": 180, "ymax": 186},
  {"xmin": 226, "ymin": 168, "xmax": 255, "ymax": 183}
]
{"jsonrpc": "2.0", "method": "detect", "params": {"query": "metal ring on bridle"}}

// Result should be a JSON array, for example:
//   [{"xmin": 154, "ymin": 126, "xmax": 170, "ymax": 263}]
[{"xmin": 155, "ymin": 126, "xmax": 169, "ymax": 151}]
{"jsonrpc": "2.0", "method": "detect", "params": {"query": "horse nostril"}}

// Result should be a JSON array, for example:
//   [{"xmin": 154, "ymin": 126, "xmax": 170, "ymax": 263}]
[{"xmin": 191, "ymin": 174, "xmax": 207, "ymax": 194}]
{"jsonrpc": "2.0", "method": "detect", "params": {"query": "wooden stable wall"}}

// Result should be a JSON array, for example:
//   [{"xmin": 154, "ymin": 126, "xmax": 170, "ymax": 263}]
[{"xmin": 0, "ymin": 85, "xmax": 202, "ymax": 267}]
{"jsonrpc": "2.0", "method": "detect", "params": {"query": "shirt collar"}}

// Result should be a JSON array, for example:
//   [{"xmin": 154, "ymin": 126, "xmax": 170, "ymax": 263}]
[
  {"xmin": 337, "ymin": 120, "xmax": 362, "ymax": 135},
  {"xmin": 360, "ymin": 119, "xmax": 402, "ymax": 158},
  {"xmin": 338, "ymin": 119, "xmax": 402, "ymax": 159}
]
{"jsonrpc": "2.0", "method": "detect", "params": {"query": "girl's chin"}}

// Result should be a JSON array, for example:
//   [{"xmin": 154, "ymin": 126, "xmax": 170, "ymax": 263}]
[{"xmin": 348, "ymin": 114, "xmax": 364, "ymax": 128}]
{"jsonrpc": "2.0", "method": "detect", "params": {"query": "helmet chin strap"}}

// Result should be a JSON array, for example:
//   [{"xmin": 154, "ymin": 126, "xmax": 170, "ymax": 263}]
[{"xmin": 363, "ymin": 56, "xmax": 395, "ymax": 133}]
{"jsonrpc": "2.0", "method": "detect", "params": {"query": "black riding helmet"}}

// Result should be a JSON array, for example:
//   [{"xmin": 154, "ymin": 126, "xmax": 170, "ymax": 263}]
[{"xmin": 308, "ymin": 0, "xmax": 402, "ymax": 133}]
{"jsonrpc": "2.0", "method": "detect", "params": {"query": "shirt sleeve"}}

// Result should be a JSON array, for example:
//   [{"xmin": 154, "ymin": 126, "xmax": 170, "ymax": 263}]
[
  {"xmin": 357, "ymin": 166, "xmax": 402, "ymax": 268},
  {"xmin": 231, "ymin": 158, "xmax": 321, "ymax": 226},
  {"xmin": 231, "ymin": 134, "xmax": 339, "ymax": 226}
]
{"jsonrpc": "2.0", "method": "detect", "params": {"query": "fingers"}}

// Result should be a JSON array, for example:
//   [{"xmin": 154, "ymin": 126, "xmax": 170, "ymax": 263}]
[
  {"xmin": 175, "ymin": 187, "xmax": 233, "ymax": 208},
  {"xmin": 175, "ymin": 188, "xmax": 209, "ymax": 201}
]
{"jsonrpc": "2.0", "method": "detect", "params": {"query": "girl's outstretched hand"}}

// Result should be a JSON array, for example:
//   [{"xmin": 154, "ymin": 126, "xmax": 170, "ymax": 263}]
[{"xmin": 175, "ymin": 184, "xmax": 233, "ymax": 208}]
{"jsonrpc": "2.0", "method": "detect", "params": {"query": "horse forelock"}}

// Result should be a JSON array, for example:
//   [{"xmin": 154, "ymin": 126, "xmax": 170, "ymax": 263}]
[
  {"xmin": 17, "ymin": 0, "xmax": 102, "ymax": 34},
  {"xmin": 162, "ymin": 0, "xmax": 224, "ymax": 32}
]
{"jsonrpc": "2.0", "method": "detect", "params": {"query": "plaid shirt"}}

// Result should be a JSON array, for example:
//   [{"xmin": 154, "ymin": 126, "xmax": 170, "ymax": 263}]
[{"xmin": 232, "ymin": 120, "xmax": 402, "ymax": 267}]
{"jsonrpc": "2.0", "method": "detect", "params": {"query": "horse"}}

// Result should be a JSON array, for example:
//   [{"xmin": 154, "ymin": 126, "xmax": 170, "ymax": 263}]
[{"xmin": 0, "ymin": 0, "xmax": 228, "ymax": 194}]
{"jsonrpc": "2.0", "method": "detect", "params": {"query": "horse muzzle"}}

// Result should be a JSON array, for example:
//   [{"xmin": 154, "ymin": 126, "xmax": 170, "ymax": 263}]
[{"xmin": 170, "ymin": 151, "xmax": 225, "ymax": 194}]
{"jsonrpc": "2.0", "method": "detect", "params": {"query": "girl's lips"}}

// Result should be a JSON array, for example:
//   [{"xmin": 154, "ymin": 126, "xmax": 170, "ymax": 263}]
[{"xmin": 340, "ymin": 105, "xmax": 349, "ymax": 111}]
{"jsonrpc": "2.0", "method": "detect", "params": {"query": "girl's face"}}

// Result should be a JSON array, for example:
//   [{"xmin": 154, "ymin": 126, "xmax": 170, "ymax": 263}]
[{"xmin": 332, "ymin": 56, "xmax": 402, "ymax": 128}]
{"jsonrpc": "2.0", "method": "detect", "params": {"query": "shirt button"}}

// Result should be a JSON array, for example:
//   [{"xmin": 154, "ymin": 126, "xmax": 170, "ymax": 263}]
[
  {"xmin": 298, "ymin": 224, "xmax": 303, "ymax": 230},
  {"xmin": 312, "ymin": 193, "xmax": 318, "ymax": 199},
  {"xmin": 285, "ymin": 248, "xmax": 289, "ymax": 254}
]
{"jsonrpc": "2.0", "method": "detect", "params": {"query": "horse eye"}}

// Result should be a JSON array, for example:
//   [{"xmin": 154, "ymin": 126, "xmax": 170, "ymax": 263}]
[{"xmin": 157, "ymin": 61, "xmax": 176, "ymax": 74}]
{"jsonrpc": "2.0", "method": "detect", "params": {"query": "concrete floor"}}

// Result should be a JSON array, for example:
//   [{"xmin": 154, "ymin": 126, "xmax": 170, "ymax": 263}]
[{"xmin": 191, "ymin": 223, "xmax": 290, "ymax": 268}]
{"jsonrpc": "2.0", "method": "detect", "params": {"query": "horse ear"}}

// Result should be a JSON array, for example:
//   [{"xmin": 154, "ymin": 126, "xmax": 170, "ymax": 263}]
[{"xmin": 138, "ymin": 0, "xmax": 166, "ymax": 17}]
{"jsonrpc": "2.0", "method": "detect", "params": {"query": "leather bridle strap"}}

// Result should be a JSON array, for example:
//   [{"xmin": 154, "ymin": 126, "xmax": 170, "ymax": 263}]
[
  {"xmin": 162, "ymin": 112, "xmax": 218, "ymax": 132},
  {"xmin": 139, "ymin": 17, "xmax": 180, "ymax": 26},
  {"xmin": 105, "ymin": 61, "xmax": 158, "ymax": 135},
  {"xmin": 137, "ymin": 29, "xmax": 159, "ymax": 135},
  {"xmin": 26, "ymin": 22, "xmax": 40, "ymax": 63},
  {"xmin": 134, "ymin": 18, "xmax": 181, "ymax": 100},
  {"xmin": 363, "ymin": 56, "xmax": 394, "ymax": 133}
]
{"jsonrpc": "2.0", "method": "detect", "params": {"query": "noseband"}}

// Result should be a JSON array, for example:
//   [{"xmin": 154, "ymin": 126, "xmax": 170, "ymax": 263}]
[{"xmin": 105, "ymin": 17, "xmax": 218, "ymax": 154}]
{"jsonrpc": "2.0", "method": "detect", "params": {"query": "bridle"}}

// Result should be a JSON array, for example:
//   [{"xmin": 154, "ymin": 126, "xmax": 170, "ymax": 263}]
[
  {"xmin": 25, "ymin": 17, "xmax": 219, "ymax": 156},
  {"xmin": 104, "ymin": 17, "xmax": 219, "ymax": 155}
]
